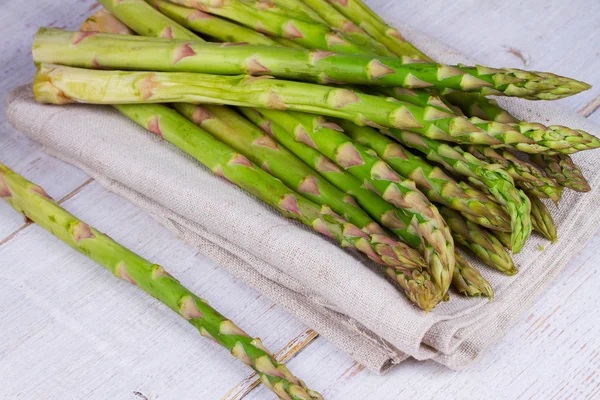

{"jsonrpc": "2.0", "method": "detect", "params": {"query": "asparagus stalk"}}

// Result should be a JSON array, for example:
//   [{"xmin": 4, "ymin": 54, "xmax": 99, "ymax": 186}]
[
  {"xmin": 443, "ymin": 92, "xmax": 519, "ymax": 124},
  {"xmin": 439, "ymin": 207, "xmax": 517, "ymax": 275},
  {"xmin": 238, "ymin": 107, "xmax": 421, "ymax": 248},
  {"xmin": 337, "ymin": 120, "xmax": 511, "ymax": 231},
  {"xmin": 33, "ymin": 28, "xmax": 590, "ymax": 101},
  {"xmin": 390, "ymin": 130, "xmax": 532, "ymax": 253},
  {"xmin": 255, "ymin": 108, "xmax": 456, "ymax": 297},
  {"xmin": 528, "ymin": 193, "xmax": 558, "ymax": 242},
  {"xmin": 80, "ymin": 9, "xmax": 439, "ymax": 309},
  {"xmin": 492, "ymin": 230, "xmax": 513, "ymax": 251},
  {"xmin": 453, "ymin": 252, "xmax": 494, "ymax": 299},
  {"xmin": 0, "ymin": 163, "xmax": 322, "ymax": 400},
  {"xmin": 531, "ymin": 153, "xmax": 591, "ymax": 192},
  {"xmin": 467, "ymin": 146, "xmax": 563, "ymax": 203},
  {"xmin": 259, "ymin": 0, "xmax": 327, "ymax": 23},
  {"xmin": 172, "ymin": 102, "xmax": 387, "ymax": 236}
]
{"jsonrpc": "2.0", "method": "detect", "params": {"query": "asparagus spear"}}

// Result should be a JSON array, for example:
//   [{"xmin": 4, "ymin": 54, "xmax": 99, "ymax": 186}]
[
  {"xmin": 528, "ymin": 193, "xmax": 558, "ymax": 242},
  {"xmin": 33, "ymin": 28, "xmax": 590, "ymax": 101},
  {"xmin": 172, "ymin": 102, "xmax": 387, "ymax": 236},
  {"xmin": 492, "ymin": 230, "xmax": 513, "ymax": 251},
  {"xmin": 0, "ymin": 163, "xmax": 322, "ymax": 400},
  {"xmin": 443, "ymin": 92, "xmax": 519, "ymax": 124},
  {"xmin": 531, "ymin": 153, "xmax": 591, "ymax": 192},
  {"xmin": 453, "ymin": 252, "xmax": 494, "ymax": 299},
  {"xmin": 337, "ymin": 120, "xmax": 511, "ymax": 231},
  {"xmin": 255, "ymin": 108, "xmax": 456, "ymax": 297},
  {"xmin": 390, "ymin": 129, "xmax": 532, "ymax": 253},
  {"xmin": 467, "ymin": 146, "xmax": 563, "ymax": 203},
  {"xmin": 260, "ymin": 0, "xmax": 327, "ymax": 23},
  {"xmin": 439, "ymin": 207, "xmax": 517, "ymax": 275}
]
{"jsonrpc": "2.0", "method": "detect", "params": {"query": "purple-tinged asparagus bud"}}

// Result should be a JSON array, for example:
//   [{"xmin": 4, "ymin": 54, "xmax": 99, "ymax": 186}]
[
  {"xmin": 179, "ymin": 296, "xmax": 204, "ymax": 319},
  {"xmin": 115, "ymin": 262, "xmax": 137, "ymax": 285},
  {"xmin": 147, "ymin": 116, "xmax": 164, "ymax": 138},
  {"xmin": 172, "ymin": 43, "xmax": 196, "ymax": 64},
  {"xmin": 231, "ymin": 342, "xmax": 253, "ymax": 366},
  {"xmin": 298, "ymin": 176, "xmax": 321, "ymax": 196},
  {"xmin": 72, "ymin": 222, "xmax": 95, "ymax": 242},
  {"xmin": 220, "ymin": 320, "xmax": 249, "ymax": 336}
]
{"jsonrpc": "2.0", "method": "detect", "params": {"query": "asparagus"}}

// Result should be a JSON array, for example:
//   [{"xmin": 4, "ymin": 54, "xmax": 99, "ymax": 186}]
[
  {"xmin": 239, "ymin": 107, "xmax": 421, "ymax": 248},
  {"xmin": 493, "ymin": 230, "xmax": 513, "ymax": 251},
  {"xmin": 172, "ymin": 102, "xmax": 387, "ymax": 236},
  {"xmin": 337, "ymin": 120, "xmax": 511, "ymax": 231},
  {"xmin": 443, "ymin": 93, "xmax": 519, "ymax": 124},
  {"xmin": 260, "ymin": 0, "xmax": 327, "ymax": 23},
  {"xmin": 255, "ymin": 108, "xmax": 456, "ymax": 297},
  {"xmin": 439, "ymin": 207, "xmax": 517, "ymax": 275},
  {"xmin": 165, "ymin": 0, "xmax": 371, "ymax": 54},
  {"xmin": 467, "ymin": 146, "xmax": 563, "ymax": 203},
  {"xmin": 0, "ymin": 163, "xmax": 322, "ymax": 400},
  {"xmin": 34, "ymin": 28, "xmax": 590, "ymax": 101},
  {"xmin": 150, "ymin": 0, "xmax": 287, "ymax": 46},
  {"xmin": 390, "ymin": 129, "xmax": 532, "ymax": 253},
  {"xmin": 528, "ymin": 194, "xmax": 558, "ymax": 242},
  {"xmin": 453, "ymin": 252, "xmax": 494, "ymax": 299},
  {"xmin": 531, "ymin": 153, "xmax": 591, "ymax": 192}
]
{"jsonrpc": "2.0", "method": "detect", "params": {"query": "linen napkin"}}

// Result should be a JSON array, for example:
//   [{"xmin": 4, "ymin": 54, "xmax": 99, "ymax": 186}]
[{"xmin": 5, "ymin": 25, "xmax": 600, "ymax": 373}]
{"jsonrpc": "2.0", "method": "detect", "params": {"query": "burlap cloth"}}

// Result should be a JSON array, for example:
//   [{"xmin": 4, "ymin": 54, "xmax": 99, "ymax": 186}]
[{"xmin": 5, "ymin": 25, "xmax": 600, "ymax": 373}]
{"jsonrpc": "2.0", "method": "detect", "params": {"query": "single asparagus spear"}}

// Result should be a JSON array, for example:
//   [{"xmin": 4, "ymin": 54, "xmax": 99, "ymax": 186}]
[
  {"xmin": 443, "ymin": 92, "xmax": 519, "ymax": 124},
  {"xmin": 467, "ymin": 146, "xmax": 563, "ymax": 203},
  {"xmin": 260, "ymin": 0, "xmax": 327, "ymax": 23},
  {"xmin": 337, "ymin": 120, "xmax": 511, "ymax": 231},
  {"xmin": 172, "ymin": 102, "xmax": 387, "ymax": 236},
  {"xmin": 34, "ymin": 28, "xmax": 590, "ymax": 101},
  {"xmin": 239, "ymin": 107, "xmax": 421, "ymax": 248},
  {"xmin": 165, "ymin": 0, "xmax": 372, "ymax": 54},
  {"xmin": 256, "ymin": 108, "xmax": 456, "ymax": 297},
  {"xmin": 391, "ymin": 129, "xmax": 532, "ymax": 253},
  {"xmin": 34, "ymin": 61, "xmax": 597, "ymax": 155},
  {"xmin": 439, "ymin": 207, "xmax": 517, "ymax": 275},
  {"xmin": 453, "ymin": 252, "xmax": 494, "ymax": 299},
  {"xmin": 528, "ymin": 193, "xmax": 558, "ymax": 242},
  {"xmin": 0, "ymin": 163, "xmax": 322, "ymax": 400},
  {"xmin": 531, "ymin": 153, "xmax": 591, "ymax": 192}
]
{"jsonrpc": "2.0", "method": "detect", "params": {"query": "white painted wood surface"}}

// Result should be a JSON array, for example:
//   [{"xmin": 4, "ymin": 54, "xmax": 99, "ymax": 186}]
[{"xmin": 0, "ymin": 0, "xmax": 599, "ymax": 399}]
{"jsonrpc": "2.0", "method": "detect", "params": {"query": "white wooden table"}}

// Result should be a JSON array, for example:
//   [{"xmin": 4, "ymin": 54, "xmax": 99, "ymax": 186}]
[{"xmin": 1, "ymin": 1, "xmax": 599, "ymax": 399}]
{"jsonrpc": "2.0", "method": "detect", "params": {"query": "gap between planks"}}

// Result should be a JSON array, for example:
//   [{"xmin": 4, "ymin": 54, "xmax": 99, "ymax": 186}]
[{"xmin": 0, "ymin": 177, "xmax": 94, "ymax": 246}]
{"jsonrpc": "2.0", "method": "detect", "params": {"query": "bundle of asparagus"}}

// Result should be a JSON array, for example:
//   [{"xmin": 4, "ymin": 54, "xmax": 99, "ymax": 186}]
[{"xmin": 27, "ymin": 0, "xmax": 597, "ymax": 314}]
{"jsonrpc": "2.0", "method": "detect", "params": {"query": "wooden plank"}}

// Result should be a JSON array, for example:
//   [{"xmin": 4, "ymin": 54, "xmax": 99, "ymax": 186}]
[{"xmin": 0, "ymin": 182, "xmax": 311, "ymax": 399}]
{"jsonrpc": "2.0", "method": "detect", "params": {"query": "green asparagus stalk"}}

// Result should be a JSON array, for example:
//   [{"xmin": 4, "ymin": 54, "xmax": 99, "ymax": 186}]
[
  {"xmin": 172, "ymin": 102, "xmax": 386, "ymax": 236},
  {"xmin": 439, "ymin": 207, "xmax": 517, "ymax": 275},
  {"xmin": 390, "ymin": 129, "xmax": 532, "ymax": 253},
  {"xmin": 149, "ymin": 0, "xmax": 286, "ymax": 46},
  {"xmin": 238, "ymin": 107, "xmax": 421, "ymax": 247},
  {"xmin": 0, "ymin": 163, "xmax": 322, "ymax": 400},
  {"xmin": 254, "ymin": 108, "xmax": 456, "ymax": 297},
  {"xmin": 492, "ymin": 230, "xmax": 513, "ymax": 251},
  {"xmin": 467, "ymin": 146, "xmax": 563, "ymax": 203},
  {"xmin": 165, "ymin": 0, "xmax": 372, "ymax": 54},
  {"xmin": 531, "ymin": 153, "xmax": 591, "ymax": 192},
  {"xmin": 35, "ymin": 62, "xmax": 596, "ymax": 156},
  {"xmin": 528, "ymin": 193, "xmax": 558, "ymax": 242},
  {"xmin": 337, "ymin": 120, "xmax": 511, "ymax": 231},
  {"xmin": 33, "ymin": 28, "xmax": 590, "ymax": 101},
  {"xmin": 442, "ymin": 92, "xmax": 519, "ymax": 124},
  {"xmin": 453, "ymin": 252, "xmax": 494, "ymax": 299}
]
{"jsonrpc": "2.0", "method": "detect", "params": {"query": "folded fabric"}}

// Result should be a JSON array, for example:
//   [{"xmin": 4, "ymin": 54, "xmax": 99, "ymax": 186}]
[{"xmin": 5, "ymin": 24, "xmax": 600, "ymax": 373}]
